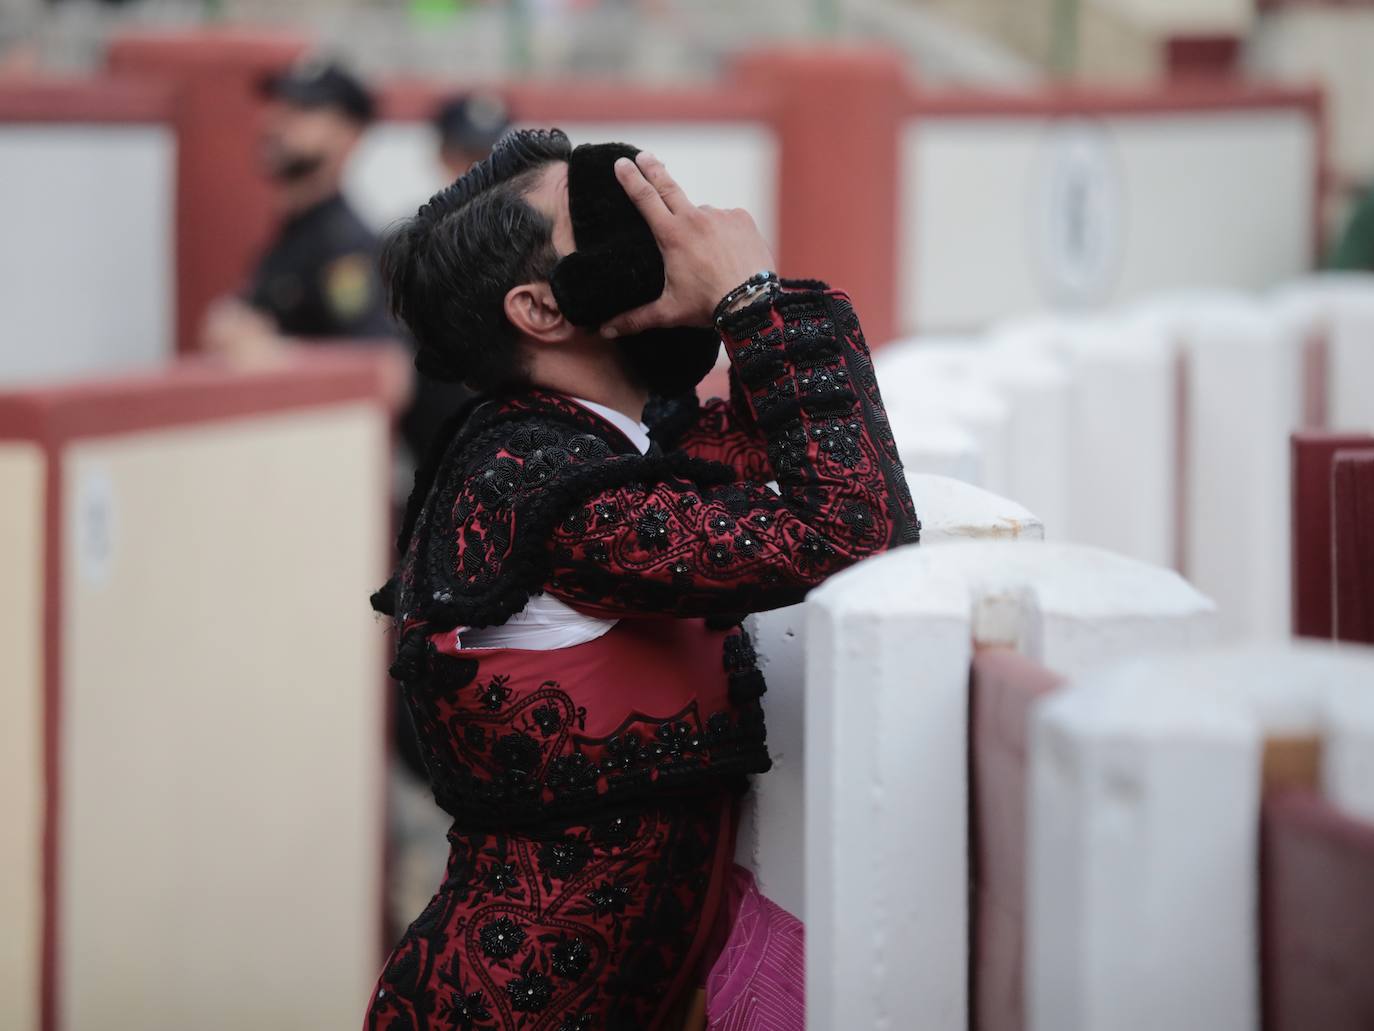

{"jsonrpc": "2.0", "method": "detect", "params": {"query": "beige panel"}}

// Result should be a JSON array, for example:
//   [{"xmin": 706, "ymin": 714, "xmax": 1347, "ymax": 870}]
[
  {"xmin": 59, "ymin": 405, "xmax": 388, "ymax": 1031},
  {"xmin": 0, "ymin": 443, "xmax": 46, "ymax": 1031}
]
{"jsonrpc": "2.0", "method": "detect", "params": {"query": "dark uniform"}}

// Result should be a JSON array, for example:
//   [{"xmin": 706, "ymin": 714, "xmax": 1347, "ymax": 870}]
[
  {"xmin": 246, "ymin": 192, "xmax": 392, "ymax": 339},
  {"xmin": 251, "ymin": 61, "xmax": 471, "ymax": 789}
]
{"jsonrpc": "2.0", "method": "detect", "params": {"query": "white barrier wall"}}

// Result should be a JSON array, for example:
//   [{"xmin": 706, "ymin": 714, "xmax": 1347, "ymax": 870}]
[
  {"xmin": 899, "ymin": 106, "xmax": 1317, "ymax": 333},
  {"xmin": 993, "ymin": 316, "xmax": 1177, "ymax": 566},
  {"xmin": 879, "ymin": 336, "xmax": 1073, "ymax": 535},
  {"xmin": 0, "ymin": 125, "xmax": 175, "ymax": 384},
  {"xmin": 1271, "ymin": 274, "xmax": 1374, "ymax": 432},
  {"xmin": 347, "ymin": 120, "xmax": 779, "ymax": 247},
  {"xmin": 1135, "ymin": 294, "xmax": 1303, "ymax": 640},
  {"xmin": 805, "ymin": 540, "xmax": 1216, "ymax": 1031},
  {"xmin": 881, "ymin": 277, "xmax": 1374, "ymax": 641},
  {"xmin": 739, "ymin": 475, "xmax": 1042, "ymax": 917},
  {"xmin": 876, "ymin": 340, "xmax": 1014, "ymax": 496},
  {"xmin": 1028, "ymin": 642, "xmax": 1374, "ymax": 1031}
]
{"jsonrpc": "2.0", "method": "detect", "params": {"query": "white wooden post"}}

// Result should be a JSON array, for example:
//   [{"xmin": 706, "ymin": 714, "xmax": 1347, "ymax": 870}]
[
  {"xmin": 806, "ymin": 541, "xmax": 1215, "ymax": 1030},
  {"xmin": 1027, "ymin": 642, "xmax": 1374, "ymax": 1031},
  {"xmin": 1271, "ymin": 274, "xmax": 1374, "ymax": 432},
  {"xmin": 888, "ymin": 411, "xmax": 984, "ymax": 486},
  {"xmin": 993, "ymin": 316, "xmax": 1177, "ymax": 568},
  {"xmin": 877, "ymin": 340, "xmax": 1013, "ymax": 495},
  {"xmin": 739, "ymin": 476, "xmax": 1041, "ymax": 916},
  {"xmin": 1135, "ymin": 295, "xmax": 1302, "ymax": 639}
]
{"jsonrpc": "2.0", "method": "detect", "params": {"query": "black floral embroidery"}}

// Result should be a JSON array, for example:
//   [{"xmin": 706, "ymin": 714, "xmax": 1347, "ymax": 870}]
[
  {"xmin": 479, "ymin": 917, "xmax": 526, "ymax": 959},
  {"xmin": 477, "ymin": 675, "xmax": 512, "ymax": 712},
  {"xmin": 707, "ymin": 514, "xmax": 733, "ymax": 533},
  {"xmin": 799, "ymin": 363, "xmax": 850, "ymax": 397},
  {"xmin": 601, "ymin": 733, "xmax": 648, "ymax": 774},
  {"xmin": 734, "ymin": 530, "xmax": 761, "ymax": 556},
  {"xmin": 547, "ymin": 752, "xmax": 599, "ymax": 793},
  {"xmin": 507, "ymin": 970, "xmax": 553, "ymax": 1012},
  {"xmin": 798, "ymin": 532, "xmax": 836, "ymax": 572},
  {"xmin": 532, "ymin": 704, "xmax": 562, "ymax": 736},
  {"xmin": 766, "ymin": 421, "xmax": 809, "ymax": 475},
  {"xmin": 708, "ymin": 543, "xmax": 732, "ymax": 566},
  {"xmin": 540, "ymin": 836, "xmax": 593, "ymax": 880},
  {"xmin": 438, "ymin": 989, "xmax": 492, "ymax": 1029},
  {"xmin": 555, "ymin": 1013, "xmax": 593, "ymax": 1031},
  {"xmin": 634, "ymin": 508, "xmax": 670, "ymax": 551},
  {"xmin": 840, "ymin": 500, "xmax": 874, "ymax": 533},
  {"xmin": 810, "ymin": 418, "xmax": 864, "ymax": 468},
  {"xmin": 550, "ymin": 935, "xmax": 593, "ymax": 979},
  {"xmin": 486, "ymin": 862, "xmax": 521, "ymax": 895},
  {"xmin": 653, "ymin": 721, "xmax": 698, "ymax": 760},
  {"xmin": 587, "ymin": 880, "xmax": 632, "ymax": 917}
]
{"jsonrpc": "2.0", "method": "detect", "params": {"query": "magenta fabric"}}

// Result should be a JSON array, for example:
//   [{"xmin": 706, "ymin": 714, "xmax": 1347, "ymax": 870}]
[{"xmin": 705, "ymin": 866, "xmax": 806, "ymax": 1031}]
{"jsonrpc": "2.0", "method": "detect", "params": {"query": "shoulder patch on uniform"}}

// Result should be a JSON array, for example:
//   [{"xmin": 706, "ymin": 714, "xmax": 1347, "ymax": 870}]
[{"xmin": 323, "ymin": 253, "xmax": 373, "ymax": 322}]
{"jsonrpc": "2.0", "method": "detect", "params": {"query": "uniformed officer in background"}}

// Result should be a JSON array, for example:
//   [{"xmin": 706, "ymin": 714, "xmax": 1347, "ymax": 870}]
[
  {"xmin": 433, "ymin": 90, "xmax": 512, "ymax": 180},
  {"xmin": 201, "ymin": 57, "xmax": 397, "ymax": 358}
]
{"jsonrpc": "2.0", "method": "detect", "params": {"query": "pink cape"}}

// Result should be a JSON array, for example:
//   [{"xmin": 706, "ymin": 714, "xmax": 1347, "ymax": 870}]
[{"xmin": 705, "ymin": 866, "xmax": 806, "ymax": 1030}]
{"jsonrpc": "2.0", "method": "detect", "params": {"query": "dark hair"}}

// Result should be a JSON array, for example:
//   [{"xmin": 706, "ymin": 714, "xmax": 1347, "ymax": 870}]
[{"xmin": 381, "ymin": 128, "xmax": 573, "ymax": 391}]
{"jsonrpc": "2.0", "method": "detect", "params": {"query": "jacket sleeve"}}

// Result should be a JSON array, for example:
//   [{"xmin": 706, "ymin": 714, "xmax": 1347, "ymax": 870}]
[{"xmin": 544, "ymin": 281, "xmax": 920, "ymax": 619}]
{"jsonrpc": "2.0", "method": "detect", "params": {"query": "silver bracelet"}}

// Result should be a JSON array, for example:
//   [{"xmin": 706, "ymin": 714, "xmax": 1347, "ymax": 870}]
[{"xmin": 713, "ymin": 270, "xmax": 780, "ymax": 327}]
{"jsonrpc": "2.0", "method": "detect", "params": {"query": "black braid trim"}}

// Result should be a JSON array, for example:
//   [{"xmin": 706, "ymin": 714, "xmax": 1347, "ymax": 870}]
[{"xmin": 396, "ymin": 401, "xmax": 741, "ymax": 636}]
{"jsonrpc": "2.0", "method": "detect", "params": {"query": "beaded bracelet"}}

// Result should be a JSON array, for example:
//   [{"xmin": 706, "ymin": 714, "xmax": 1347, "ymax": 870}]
[{"xmin": 712, "ymin": 270, "xmax": 780, "ymax": 327}]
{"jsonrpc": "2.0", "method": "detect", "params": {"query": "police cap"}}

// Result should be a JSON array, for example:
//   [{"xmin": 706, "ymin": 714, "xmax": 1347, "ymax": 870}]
[
  {"xmin": 262, "ymin": 57, "xmax": 375, "ymax": 125},
  {"xmin": 433, "ymin": 92, "xmax": 512, "ymax": 153}
]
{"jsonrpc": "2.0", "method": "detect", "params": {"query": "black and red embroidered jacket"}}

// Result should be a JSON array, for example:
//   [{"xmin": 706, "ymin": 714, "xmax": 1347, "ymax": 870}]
[{"xmin": 375, "ymin": 281, "xmax": 918, "ymax": 826}]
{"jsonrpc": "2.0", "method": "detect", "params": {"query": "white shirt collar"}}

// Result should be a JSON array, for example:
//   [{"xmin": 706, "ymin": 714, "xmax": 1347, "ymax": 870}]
[{"xmin": 570, "ymin": 396, "xmax": 651, "ymax": 456}]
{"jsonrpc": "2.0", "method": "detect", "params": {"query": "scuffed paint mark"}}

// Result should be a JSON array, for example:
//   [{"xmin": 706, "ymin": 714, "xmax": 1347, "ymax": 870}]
[{"xmin": 941, "ymin": 516, "xmax": 1039, "ymax": 539}]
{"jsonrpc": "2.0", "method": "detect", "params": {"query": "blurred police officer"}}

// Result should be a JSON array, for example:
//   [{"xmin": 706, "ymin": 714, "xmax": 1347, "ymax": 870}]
[
  {"xmin": 202, "ymin": 57, "xmax": 397, "ymax": 361},
  {"xmin": 433, "ymin": 91, "xmax": 512, "ymax": 180}
]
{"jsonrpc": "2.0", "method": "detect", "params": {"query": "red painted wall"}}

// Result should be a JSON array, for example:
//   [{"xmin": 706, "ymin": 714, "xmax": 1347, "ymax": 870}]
[{"xmin": 106, "ymin": 30, "xmax": 309, "ymax": 354}]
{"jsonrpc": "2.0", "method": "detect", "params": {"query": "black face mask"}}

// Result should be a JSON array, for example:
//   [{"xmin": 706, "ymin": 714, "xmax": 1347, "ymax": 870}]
[
  {"xmin": 549, "ymin": 142, "xmax": 721, "ymax": 399},
  {"xmin": 265, "ymin": 147, "xmax": 326, "ymax": 184}
]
